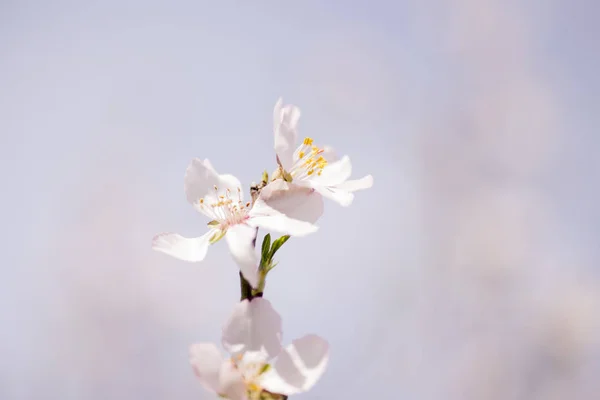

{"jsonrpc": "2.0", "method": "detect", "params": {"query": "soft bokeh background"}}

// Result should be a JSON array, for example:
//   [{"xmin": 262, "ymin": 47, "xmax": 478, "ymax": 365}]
[{"xmin": 1, "ymin": 1, "xmax": 599, "ymax": 399}]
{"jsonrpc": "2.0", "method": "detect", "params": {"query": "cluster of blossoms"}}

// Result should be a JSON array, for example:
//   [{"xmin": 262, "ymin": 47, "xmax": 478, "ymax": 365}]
[{"xmin": 152, "ymin": 98, "xmax": 373, "ymax": 399}]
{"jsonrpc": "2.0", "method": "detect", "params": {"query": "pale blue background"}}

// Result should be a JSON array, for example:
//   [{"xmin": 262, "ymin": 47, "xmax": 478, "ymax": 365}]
[{"xmin": 1, "ymin": 1, "xmax": 599, "ymax": 399}]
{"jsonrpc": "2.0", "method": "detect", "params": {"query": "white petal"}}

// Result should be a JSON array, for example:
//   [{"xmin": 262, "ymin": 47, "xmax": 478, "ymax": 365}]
[
  {"xmin": 320, "ymin": 145, "xmax": 339, "ymax": 162},
  {"xmin": 311, "ymin": 174, "xmax": 372, "ymax": 207},
  {"xmin": 151, "ymin": 230, "xmax": 214, "ymax": 262},
  {"xmin": 314, "ymin": 185, "xmax": 355, "ymax": 207},
  {"xmin": 185, "ymin": 158, "xmax": 243, "ymax": 205},
  {"xmin": 248, "ymin": 180, "xmax": 323, "ymax": 236},
  {"xmin": 222, "ymin": 298, "xmax": 283, "ymax": 361},
  {"xmin": 309, "ymin": 155, "xmax": 352, "ymax": 187},
  {"xmin": 184, "ymin": 158, "xmax": 220, "ymax": 204},
  {"xmin": 225, "ymin": 224, "xmax": 259, "ymax": 288},
  {"xmin": 260, "ymin": 334, "xmax": 330, "ymax": 396},
  {"xmin": 335, "ymin": 174, "xmax": 373, "ymax": 192},
  {"xmin": 273, "ymin": 98, "xmax": 301, "ymax": 171},
  {"xmin": 218, "ymin": 361, "xmax": 247, "ymax": 400},
  {"xmin": 189, "ymin": 343, "xmax": 225, "ymax": 393}
]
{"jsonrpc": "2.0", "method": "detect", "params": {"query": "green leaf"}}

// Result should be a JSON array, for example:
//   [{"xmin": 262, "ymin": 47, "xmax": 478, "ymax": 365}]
[
  {"xmin": 265, "ymin": 261, "xmax": 279, "ymax": 273},
  {"xmin": 261, "ymin": 233, "xmax": 271, "ymax": 263},
  {"xmin": 269, "ymin": 235, "xmax": 290, "ymax": 260}
]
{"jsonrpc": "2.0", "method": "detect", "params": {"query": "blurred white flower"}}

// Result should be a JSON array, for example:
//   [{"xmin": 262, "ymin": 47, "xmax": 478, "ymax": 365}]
[
  {"xmin": 273, "ymin": 98, "xmax": 373, "ymax": 206},
  {"xmin": 190, "ymin": 298, "xmax": 329, "ymax": 399},
  {"xmin": 152, "ymin": 159, "xmax": 323, "ymax": 287}
]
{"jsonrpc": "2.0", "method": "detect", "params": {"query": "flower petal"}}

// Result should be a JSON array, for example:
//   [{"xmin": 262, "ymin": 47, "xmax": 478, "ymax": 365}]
[
  {"xmin": 225, "ymin": 224, "xmax": 259, "ymax": 288},
  {"xmin": 185, "ymin": 158, "xmax": 243, "ymax": 206},
  {"xmin": 247, "ymin": 180, "xmax": 323, "ymax": 236},
  {"xmin": 315, "ymin": 186, "xmax": 354, "ymax": 207},
  {"xmin": 309, "ymin": 155, "xmax": 352, "ymax": 187},
  {"xmin": 218, "ymin": 360, "xmax": 247, "ymax": 400},
  {"xmin": 273, "ymin": 98, "xmax": 301, "ymax": 171},
  {"xmin": 320, "ymin": 145, "xmax": 339, "ymax": 162},
  {"xmin": 260, "ymin": 334, "xmax": 330, "ymax": 396},
  {"xmin": 335, "ymin": 174, "xmax": 373, "ymax": 192},
  {"xmin": 222, "ymin": 298, "xmax": 283, "ymax": 361},
  {"xmin": 189, "ymin": 343, "xmax": 225, "ymax": 393},
  {"xmin": 151, "ymin": 230, "xmax": 214, "ymax": 262}
]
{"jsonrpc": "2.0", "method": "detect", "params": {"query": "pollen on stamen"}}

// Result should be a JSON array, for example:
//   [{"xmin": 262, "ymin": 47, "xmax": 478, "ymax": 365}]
[
  {"xmin": 299, "ymin": 151, "xmax": 305, "ymax": 159},
  {"xmin": 303, "ymin": 137, "xmax": 314, "ymax": 145},
  {"xmin": 199, "ymin": 198, "xmax": 204, "ymax": 204}
]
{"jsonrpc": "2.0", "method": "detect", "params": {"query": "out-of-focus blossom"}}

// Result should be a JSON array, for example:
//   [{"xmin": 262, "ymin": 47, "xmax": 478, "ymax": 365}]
[
  {"xmin": 273, "ymin": 98, "xmax": 373, "ymax": 206},
  {"xmin": 190, "ymin": 298, "xmax": 329, "ymax": 399},
  {"xmin": 152, "ymin": 159, "xmax": 323, "ymax": 287}
]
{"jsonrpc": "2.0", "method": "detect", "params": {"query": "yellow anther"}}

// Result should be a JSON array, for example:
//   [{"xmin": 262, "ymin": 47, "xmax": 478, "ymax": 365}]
[
  {"xmin": 219, "ymin": 195, "xmax": 224, "ymax": 199},
  {"xmin": 199, "ymin": 198, "xmax": 204, "ymax": 204},
  {"xmin": 318, "ymin": 170, "xmax": 323, "ymax": 176},
  {"xmin": 307, "ymin": 169, "xmax": 314, "ymax": 175},
  {"xmin": 247, "ymin": 383, "xmax": 261, "ymax": 393},
  {"xmin": 303, "ymin": 137, "xmax": 314, "ymax": 145},
  {"xmin": 298, "ymin": 151, "xmax": 305, "ymax": 159}
]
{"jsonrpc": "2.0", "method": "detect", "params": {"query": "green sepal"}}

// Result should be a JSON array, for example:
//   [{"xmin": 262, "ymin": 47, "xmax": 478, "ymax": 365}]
[
  {"xmin": 282, "ymin": 170, "xmax": 293, "ymax": 183},
  {"xmin": 258, "ymin": 363, "xmax": 271, "ymax": 375},
  {"xmin": 209, "ymin": 229, "xmax": 227, "ymax": 244}
]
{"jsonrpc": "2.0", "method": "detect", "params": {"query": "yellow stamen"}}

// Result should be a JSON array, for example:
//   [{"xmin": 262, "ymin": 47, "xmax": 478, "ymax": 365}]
[
  {"xmin": 247, "ymin": 382, "xmax": 261, "ymax": 392},
  {"xmin": 303, "ymin": 137, "xmax": 314, "ymax": 145},
  {"xmin": 299, "ymin": 151, "xmax": 305, "ymax": 159}
]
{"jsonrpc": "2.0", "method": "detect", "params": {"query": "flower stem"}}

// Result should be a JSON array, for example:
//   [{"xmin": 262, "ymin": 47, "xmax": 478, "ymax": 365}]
[
  {"xmin": 240, "ymin": 180, "xmax": 267, "ymax": 301},
  {"xmin": 239, "ymin": 272, "xmax": 253, "ymax": 301}
]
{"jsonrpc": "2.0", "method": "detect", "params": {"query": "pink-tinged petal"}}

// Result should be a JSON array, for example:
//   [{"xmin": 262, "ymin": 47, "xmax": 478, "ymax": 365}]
[
  {"xmin": 310, "ymin": 155, "xmax": 352, "ymax": 187},
  {"xmin": 260, "ymin": 334, "xmax": 330, "ymax": 396},
  {"xmin": 185, "ymin": 158, "xmax": 243, "ymax": 205},
  {"xmin": 273, "ymin": 98, "xmax": 301, "ymax": 171},
  {"xmin": 218, "ymin": 361, "xmax": 247, "ymax": 400},
  {"xmin": 222, "ymin": 298, "xmax": 283, "ymax": 361},
  {"xmin": 335, "ymin": 174, "xmax": 373, "ymax": 192},
  {"xmin": 151, "ymin": 230, "xmax": 214, "ymax": 262},
  {"xmin": 247, "ymin": 180, "xmax": 323, "ymax": 236},
  {"xmin": 189, "ymin": 343, "xmax": 225, "ymax": 393},
  {"xmin": 225, "ymin": 224, "xmax": 259, "ymax": 288}
]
